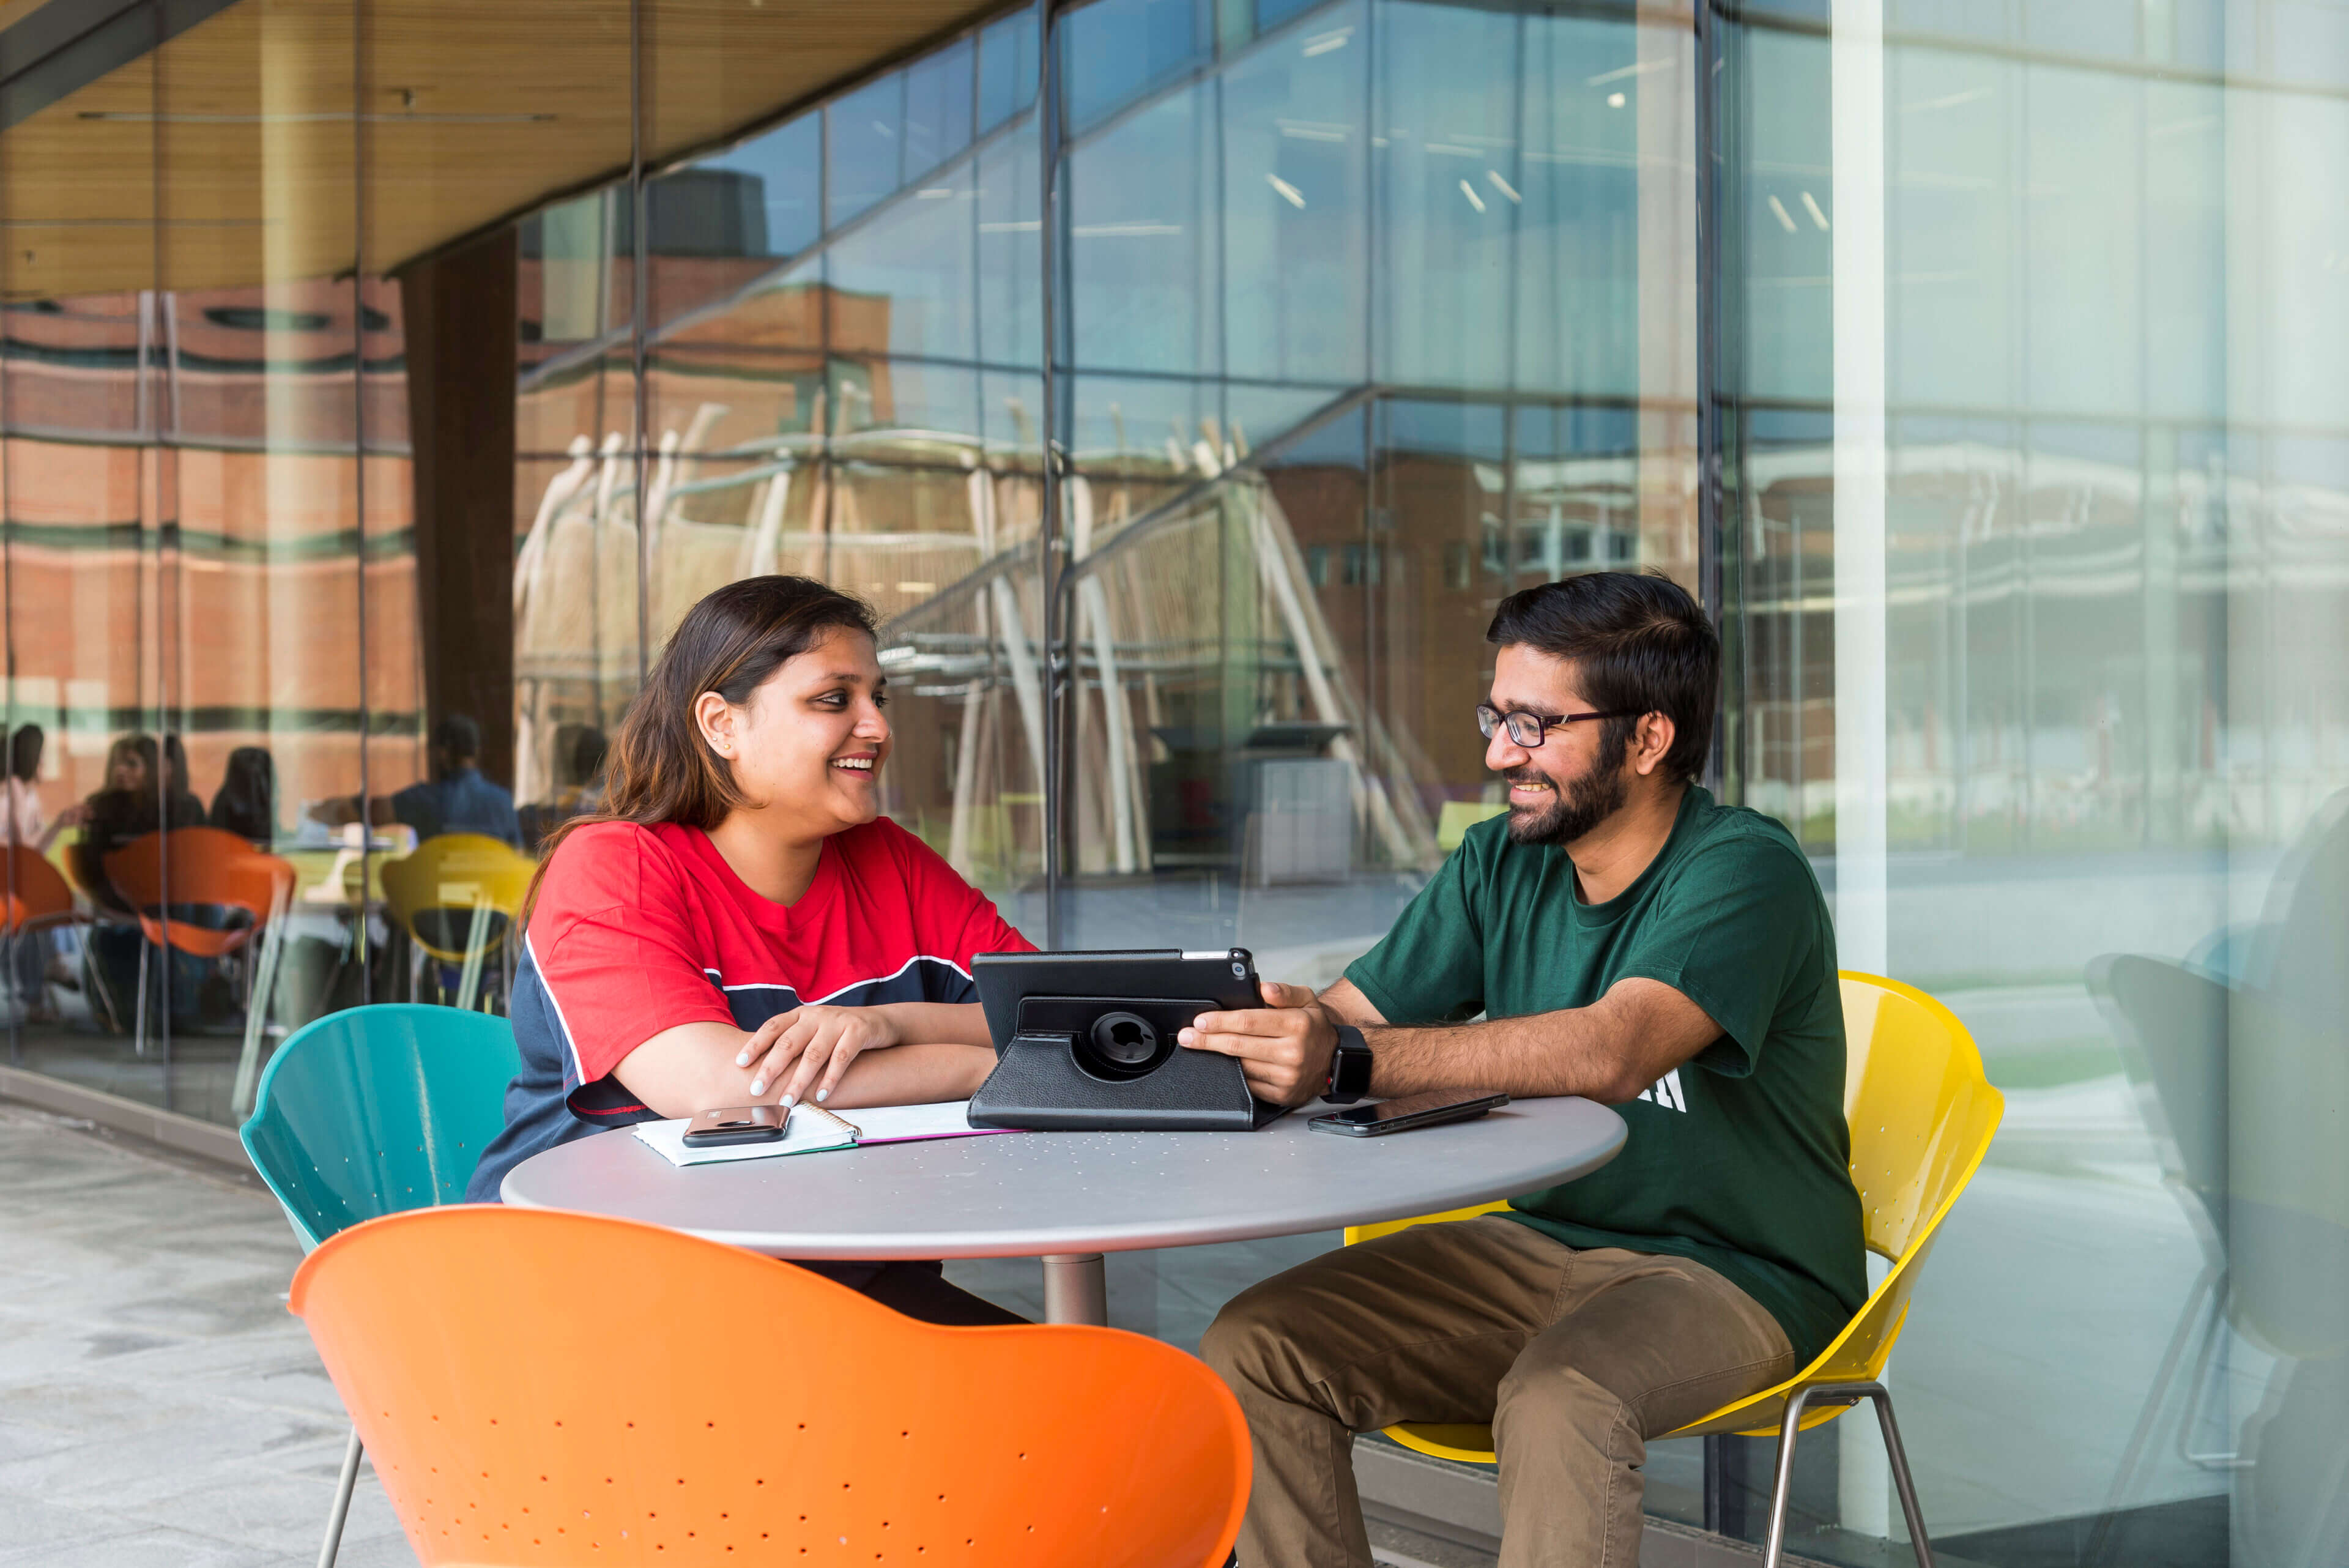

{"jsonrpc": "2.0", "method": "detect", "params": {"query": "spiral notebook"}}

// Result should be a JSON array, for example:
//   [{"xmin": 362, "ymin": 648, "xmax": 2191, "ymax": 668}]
[{"xmin": 631, "ymin": 1099, "xmax": 1016, "ymax": 1168}]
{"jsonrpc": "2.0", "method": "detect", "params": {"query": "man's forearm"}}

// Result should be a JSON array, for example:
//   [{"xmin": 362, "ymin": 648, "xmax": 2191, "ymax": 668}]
[
  {"xmin": 1336, "ymin": 979, "xmax": 1720, "ymax": 1104},
  {"xmin": 1358, "ymin": 1014, "xmax": 1635, "ymax": 1101}
]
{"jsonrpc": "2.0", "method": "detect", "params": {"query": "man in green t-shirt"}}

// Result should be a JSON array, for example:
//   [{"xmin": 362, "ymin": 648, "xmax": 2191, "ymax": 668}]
[{"xmin": 1183, "ymin": 571, "xmax": 1864, "ymax": 1568}]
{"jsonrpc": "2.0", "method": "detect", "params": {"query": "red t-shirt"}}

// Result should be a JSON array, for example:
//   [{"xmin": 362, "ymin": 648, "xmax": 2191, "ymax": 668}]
[{"xmin": 466, "ymin": 816, "xmax": 1034, "ymax": 1200}]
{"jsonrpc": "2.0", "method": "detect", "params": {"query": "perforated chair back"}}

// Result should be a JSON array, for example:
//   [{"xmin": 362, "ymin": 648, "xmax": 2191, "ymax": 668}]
[
  {"xmin": 239, "ymin": 1004, "xmax": 522, "ymax": 1251},
  {"xmin": 289, "ymin": 1206, "xmax": 1250, "ymax": 1568},
  {"xmin": 1346, "ymin": 971, "xmax": 2004, "ymax": 1460}
]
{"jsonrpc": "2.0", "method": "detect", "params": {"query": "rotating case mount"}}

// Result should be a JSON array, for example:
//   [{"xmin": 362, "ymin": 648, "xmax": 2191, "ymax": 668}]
[{"xmin": 967, "ymin": 949, "xmax": 1287, "ymax": 1131}]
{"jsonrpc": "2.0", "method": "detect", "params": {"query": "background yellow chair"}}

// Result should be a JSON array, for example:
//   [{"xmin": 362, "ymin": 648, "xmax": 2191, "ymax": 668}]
[
  {"xmin": 1343, "ymin": 971, "xmax": 2004, "ymax": 1568},
  {"xmin": 378, "ymin": 833, "xmax": 536, "ymax": 1012}
]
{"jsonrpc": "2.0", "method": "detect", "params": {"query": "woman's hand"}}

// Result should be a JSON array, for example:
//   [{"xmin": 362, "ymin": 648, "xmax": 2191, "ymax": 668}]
[{"xmin": 738, "ymin": 1005, "xmax": 905, "ymax": 1106}]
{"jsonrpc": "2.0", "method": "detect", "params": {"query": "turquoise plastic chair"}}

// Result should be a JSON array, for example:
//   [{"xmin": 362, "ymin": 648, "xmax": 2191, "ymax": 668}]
[{"xmin": 239, "ymin": 1003, "xmax": 522, "ymax": 1567}]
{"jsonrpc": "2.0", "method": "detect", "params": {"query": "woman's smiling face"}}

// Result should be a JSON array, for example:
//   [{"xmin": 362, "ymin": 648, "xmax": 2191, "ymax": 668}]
[{"xmin": 698, "ymin": 625, "xmax": 892, "ymax": 837}]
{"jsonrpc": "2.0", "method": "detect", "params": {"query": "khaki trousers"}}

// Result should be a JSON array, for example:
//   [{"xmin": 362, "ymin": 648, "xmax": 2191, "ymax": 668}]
[{"xmin": 1200, "ymin": 1216, "xmax": 1794, "ymax": 1568}]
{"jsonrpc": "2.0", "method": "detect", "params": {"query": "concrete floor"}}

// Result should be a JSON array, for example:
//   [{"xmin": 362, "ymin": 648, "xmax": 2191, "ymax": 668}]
[{"xmin": 0, "ymin": 1103, "xmax": 412, "ymax": 1567}]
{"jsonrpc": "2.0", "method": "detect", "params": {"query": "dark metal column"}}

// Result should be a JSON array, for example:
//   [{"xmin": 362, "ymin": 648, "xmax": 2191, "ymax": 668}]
[
  {"xmin": 1037, "ymin": 0, "xmax": 1066, "ymax": 947},
  {"xmin": 1695, "ymin": 0, "xmax": 1727, "ymax": 794}
]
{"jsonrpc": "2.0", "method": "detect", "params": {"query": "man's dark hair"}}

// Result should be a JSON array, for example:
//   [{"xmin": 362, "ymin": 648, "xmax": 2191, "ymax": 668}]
[
  {"xmin": 1485, "ymin": 571, "xmax": 1719, "ymax": 785},
  {"xmin": 432, "ymin": 714, "xmax": 483, "ymax": 763}
]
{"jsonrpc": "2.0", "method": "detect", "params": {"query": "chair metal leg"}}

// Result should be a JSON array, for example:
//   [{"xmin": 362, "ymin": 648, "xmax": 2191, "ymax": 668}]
[
  {"xmin": 1762, "ymin": 1382, "xmax": 1933, "ymax": 1568},
  {"xmin": 230, "ymin": 910, "xmax": 288, "ymax": 1119},
  {"xmin": 1761, "ymin": 1388, "xmax": 1814, "ymax": 1568},
  {"xmin": 1866, "ymin": 1386, "xmax": 1937, "ymax": 1568},
  {"xmin": 317, "ymin": 1424, "xmax": 363, "ymax": 1568},
  {"xmin": 455, "ymin": 895, "xmax": 492, "ymax": 1014},
  {"xmin": 132, "ymin": 940, "xmax": 150, "ymax": 1056}
]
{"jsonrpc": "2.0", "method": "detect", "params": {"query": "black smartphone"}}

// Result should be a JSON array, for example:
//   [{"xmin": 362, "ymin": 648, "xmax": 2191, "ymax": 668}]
[
  {"xmin": 681, "ymin": 1104, "xmax": 792, "ymax": 1147},
  {"xmin": 1308, "ymin": 1089, "xmax": 1510, "ymax": 1137}
]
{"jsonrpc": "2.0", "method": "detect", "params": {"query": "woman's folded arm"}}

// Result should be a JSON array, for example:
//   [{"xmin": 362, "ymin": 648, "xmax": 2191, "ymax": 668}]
[{"xmin": 612, "ymin": 1005, "xmax": 996, "ymax": 1120}]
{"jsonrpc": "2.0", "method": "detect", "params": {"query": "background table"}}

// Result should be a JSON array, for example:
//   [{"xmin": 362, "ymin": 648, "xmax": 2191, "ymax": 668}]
[{"xmin": 503, "ymin": 1096, "xmax": 1627, "ymax": 1323}]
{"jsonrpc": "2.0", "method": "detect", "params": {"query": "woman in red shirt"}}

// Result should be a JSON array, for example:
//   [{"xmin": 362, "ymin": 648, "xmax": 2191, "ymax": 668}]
[{"xmin": 468, "ymin": 576, "xmax": 1034, "ymax": 1325}]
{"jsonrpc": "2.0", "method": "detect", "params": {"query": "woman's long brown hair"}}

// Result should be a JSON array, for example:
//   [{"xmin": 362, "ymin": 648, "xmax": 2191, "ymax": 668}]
[{"xmin": 520, "ymin": 574, "xmax": 878, "ymax": 933}]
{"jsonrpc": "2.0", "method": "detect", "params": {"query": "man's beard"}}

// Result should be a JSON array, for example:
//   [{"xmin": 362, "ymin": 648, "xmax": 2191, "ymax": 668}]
[{"xmin": 1504, "ymin": 738, "xmax": 1630, "ymax": 849}]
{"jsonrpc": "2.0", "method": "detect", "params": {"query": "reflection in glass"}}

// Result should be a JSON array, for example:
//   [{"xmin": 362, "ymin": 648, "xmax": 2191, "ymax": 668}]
[{"xmin": 1721, "ymin": 5, "xmax": 2349, "ymax": 1563}]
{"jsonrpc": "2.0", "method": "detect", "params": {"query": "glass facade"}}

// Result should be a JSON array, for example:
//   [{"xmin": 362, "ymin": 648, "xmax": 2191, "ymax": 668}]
[{"xmin": 2, "ymin": 0, "xmax": 2344, "ymax": 1563}]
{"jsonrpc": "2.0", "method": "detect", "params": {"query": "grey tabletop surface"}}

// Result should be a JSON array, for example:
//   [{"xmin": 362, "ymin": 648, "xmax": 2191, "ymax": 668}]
[{"xmin": 501, "ymin": 1096, "xmax": 1627, "ymax": 1258}]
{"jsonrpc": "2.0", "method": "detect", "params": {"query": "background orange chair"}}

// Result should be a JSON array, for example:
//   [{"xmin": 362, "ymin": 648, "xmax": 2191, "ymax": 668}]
[
  {"xmin": 289, "ymin": 1205, "xmax": 1250, "ymax": 1568},
  {"xmin": 103, "ymin": 826, "xmax": 296, "ymax": 1107},
  {"xmin": 2, "ymin": 844, "xmax": 80, "ymax": 1018}
]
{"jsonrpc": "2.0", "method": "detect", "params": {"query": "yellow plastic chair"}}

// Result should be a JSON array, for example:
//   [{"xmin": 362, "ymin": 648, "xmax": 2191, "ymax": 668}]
[
  {"xmin": 1343, "ymin": 972, "xmax": 2004, "ymax": 1567},
  {"xmin": 378, "ymin": 833, "xmax": 536, "ymax": 1012}
]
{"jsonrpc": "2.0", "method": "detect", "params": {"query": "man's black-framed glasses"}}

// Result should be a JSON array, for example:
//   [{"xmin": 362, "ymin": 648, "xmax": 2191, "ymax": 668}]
[{"xmin": 1476, "ymin": 704, "xmax": 1639, "ymax": 748}]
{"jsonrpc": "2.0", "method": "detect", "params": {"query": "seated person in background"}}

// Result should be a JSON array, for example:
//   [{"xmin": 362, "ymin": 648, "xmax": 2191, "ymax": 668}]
[
  {"xmin": 390, "ymin": 715, "xmax": 521, "ymax": 848},
  {"xmin": 4, "ymin": 725, "xmax": 57, "ymax": 1019},
  {"xmin": 53, "ymin": 733, "xmax": 209, "ymax": 1023},
  {"xmin": 209, "ymin": 746, "xmax": 279, "ymax": 846},
  {"xmin": 59, "ymin": 734, "xmax": 207, "ymax": 867},
  {"xmin": 1183, "ymin": 572, "xmax": 1865, "ymax": 1568},
  {"xmin": 467, "ymin": 575, "xmax": 1031, "ymax": 1327},
  {"xmin": 5, "ymin": 724, "xmax": 65, "ymax": 854}
]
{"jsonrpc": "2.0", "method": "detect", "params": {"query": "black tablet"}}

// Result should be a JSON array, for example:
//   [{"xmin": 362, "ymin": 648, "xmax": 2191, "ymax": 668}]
[
  {"xmin": 971, "ymin": 948, "xmax": 1262, "ymax": 1052},
  {"xmin": 967, "ymin": 948, "xmax": 1277, "ymax": 1129}
]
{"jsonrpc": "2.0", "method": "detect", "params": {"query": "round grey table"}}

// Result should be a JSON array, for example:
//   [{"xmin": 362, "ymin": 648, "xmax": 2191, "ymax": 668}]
[{"xmin": 503, "ymin": 1097, "xmax": 1626, "ymax": 1325}]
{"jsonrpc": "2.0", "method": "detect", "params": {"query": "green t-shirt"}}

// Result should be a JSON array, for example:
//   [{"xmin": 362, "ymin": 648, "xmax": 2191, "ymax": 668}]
[{"xmin": 1344, "ymin": 787, "xmax": 1865, "ymax": 1364}]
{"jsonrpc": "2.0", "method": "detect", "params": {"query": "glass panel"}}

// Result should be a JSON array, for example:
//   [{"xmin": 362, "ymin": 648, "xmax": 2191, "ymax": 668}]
[
  {"xmin": 1219, "ymin": 1, "xmax": 1369, "ymax": 387},
  {"xmin": 978, "ymin": 8, "xmax": 1041, "ymax": 134},
  {"xmin": 1067, "ymin": 82, "xmax": 1217, "ymax": 377},
  {"xmin": 1372, "ymin": 0, "xmax": 1521, "ymax": 388},
  {"xmin": 825, "ymin": 163, "xmax": 979, "ymax": 363},
  {"xmin": 828, "ymin": 71, "xmax": 909, "ymax": 229},
  {"xmin": 904, "ymin": 37, "xmax": 978, "ymax": 179},
  {"xmin": 694, "ymin": 113, "xmax": 824, "ymax": 264},
  {"xmin": 976, "ymin": 122, "xmax": 1044, "ymax": 371},
  {"xmin": 1061, "ymin": 0, "xmax": 1213, "ymax": 134},
  {"xmin": 1723, "ymin": 4, "xmax": 2349, "ymax": 1564}
]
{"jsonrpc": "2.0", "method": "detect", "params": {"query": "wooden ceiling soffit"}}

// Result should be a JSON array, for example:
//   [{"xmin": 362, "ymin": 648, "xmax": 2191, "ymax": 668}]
[{"xmin": 1, "ymin": 0, "xmax": 1012, "ymax": 301}]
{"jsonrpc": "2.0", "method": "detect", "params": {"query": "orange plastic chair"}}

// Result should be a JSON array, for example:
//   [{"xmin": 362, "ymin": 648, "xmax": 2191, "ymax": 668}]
[
  {"xmin": 289, "ymin": 1206, "xmax": 1250, "ymax": 1568},
  {"xmin": 1343, "ymin": 972, "xmax": 2005, "ymax": 1567},
  {"xmin": 2, "ymin": 843, "xmax": 75, "ymax": 935},
  {"xmin": 103, "ymin": 826, "xmax": 298, "ymax": 1107},
  {"xmin": 2, "ymin": 844, "xmax": 79, "ymax": 1016}
]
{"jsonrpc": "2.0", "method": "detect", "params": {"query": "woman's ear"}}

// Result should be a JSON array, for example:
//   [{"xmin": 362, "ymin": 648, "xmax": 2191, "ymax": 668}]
[{"xmin": 694, "ymin": 691, "xmax": 737, "ymax": 760}]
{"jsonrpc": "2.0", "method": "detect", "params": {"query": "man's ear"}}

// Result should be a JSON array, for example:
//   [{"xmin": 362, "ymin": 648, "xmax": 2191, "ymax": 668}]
[{"xmin": 1630, "ymin": 712, "xmax": 1677, "ymax": 778}]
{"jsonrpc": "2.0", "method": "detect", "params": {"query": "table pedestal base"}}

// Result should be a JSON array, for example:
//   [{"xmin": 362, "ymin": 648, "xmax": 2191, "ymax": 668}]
[{"xmin": 1041, "ymin": 1252, "xmax": 1107, "ymax": 1325}]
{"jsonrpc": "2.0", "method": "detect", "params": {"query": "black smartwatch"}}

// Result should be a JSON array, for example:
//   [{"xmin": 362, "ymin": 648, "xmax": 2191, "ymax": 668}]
[{"xmin": 1324, "ymin": 1025, "xmax": 1375, "ymax": 1104}]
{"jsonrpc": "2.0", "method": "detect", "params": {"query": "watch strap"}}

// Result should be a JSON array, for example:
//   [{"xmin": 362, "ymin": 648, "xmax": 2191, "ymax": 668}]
[{"xmin": 1325, "ymin": 1025, "xmax": 1374, "ymax": 1104}]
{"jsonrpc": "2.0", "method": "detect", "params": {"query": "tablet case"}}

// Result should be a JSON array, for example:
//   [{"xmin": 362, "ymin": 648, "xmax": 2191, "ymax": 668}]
[{"xmin": 967, "ymin": 953, "xmax": 1285, "ymax": 1131}]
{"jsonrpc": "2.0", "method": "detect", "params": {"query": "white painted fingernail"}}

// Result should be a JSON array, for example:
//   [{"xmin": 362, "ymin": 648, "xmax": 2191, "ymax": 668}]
[
  {"xmin": 750, "ymin": 1077, "xmax": 765, "ymax": 1096},
  {"xmin": 735, "ymin": 1051, "xmax": 751, "ymax": 1067},
  {"xmin": 781, "ymin": 1093, "xmax": 797, "ymax": 1109},
  {"xmin": 815, "ymin": 1089, "xmax": 829, "ymax": 1104}
]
